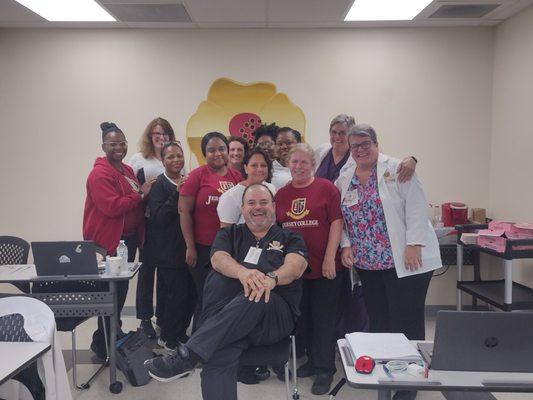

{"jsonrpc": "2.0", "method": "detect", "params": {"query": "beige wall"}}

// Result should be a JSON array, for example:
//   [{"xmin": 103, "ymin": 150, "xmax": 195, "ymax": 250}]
[
  {"xmin": 0, "ymin": 27, "xmax": 495, "ymax": 304},
  {"xmin": 490, "ymin": 6, "xmax": 533, "ymax": 285}
]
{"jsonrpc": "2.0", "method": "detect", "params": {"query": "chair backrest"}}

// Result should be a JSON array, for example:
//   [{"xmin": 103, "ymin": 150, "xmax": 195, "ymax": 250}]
[{"xmin": 0, "ymin": 235, "xmax": 30, "ymax": 265}]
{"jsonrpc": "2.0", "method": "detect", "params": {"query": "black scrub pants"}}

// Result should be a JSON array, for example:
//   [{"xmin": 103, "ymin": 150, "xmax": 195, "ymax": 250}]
[
  {"xmin": 297, "ymin": 275, "xmax": 342, "ymax": 375},
  {"xmin": 156, "ymin": 267, "xmax": 196, "ymax": 342},
  {"xmin": 357, "ymin": 268, "xmax": 432, "ymax": 340},
  {"xmin": 186, "ymin": 272, "xmax": 295, "ymax": 400},
  {"xmin": 135, "ymin": 256, "xmax": 166, "ymax": 323},
  {"xmin": 189, "ymin": 243, "xmax": 212, "ymax": 332}
]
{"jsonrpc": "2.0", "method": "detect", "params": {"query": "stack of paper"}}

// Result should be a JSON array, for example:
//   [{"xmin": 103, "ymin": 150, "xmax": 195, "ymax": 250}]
[{"xmin": 345, "ymin": 332, "xmax": 422, "ymax": 362}]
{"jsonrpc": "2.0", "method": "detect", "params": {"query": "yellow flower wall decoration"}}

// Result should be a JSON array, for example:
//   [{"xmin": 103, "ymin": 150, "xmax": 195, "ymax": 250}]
[{"xmin": 186, "ymin": 78, "xmax": 306, "ymax": 164}]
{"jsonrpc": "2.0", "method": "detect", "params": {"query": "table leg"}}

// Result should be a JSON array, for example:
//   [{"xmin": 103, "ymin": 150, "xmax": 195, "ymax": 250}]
[
  {"xmin": 108, "ymin": 281, "xmax": 122, "ymax": 394},
  {"xmin": 377, "ymin": 389, "xmax": 392, "ymax": 400},
  {"xmin": 456, "ymin": 243, "xmax": 463, "ymax": 311},
  {"xmin": 504, "ymin": 259, "xmax": 513, "ymax": 307}
]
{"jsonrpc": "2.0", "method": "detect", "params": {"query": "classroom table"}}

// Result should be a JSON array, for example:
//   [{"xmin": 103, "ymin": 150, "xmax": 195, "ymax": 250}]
[
  {"xmin": 0, "ymin": 263, "xmax": 140, "ymax": 394},
  {"xmin": 338, "ymin": 338, "xmax": 533, "ymax": 400},
  {"xmin": 0, "ymin": 342, "xmax": 51, "ymax": 385}
]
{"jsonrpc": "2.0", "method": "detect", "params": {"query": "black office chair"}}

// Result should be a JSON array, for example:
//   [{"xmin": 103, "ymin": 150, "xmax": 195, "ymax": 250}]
[
  {"xmin": 239, "ymin": 335, "xmax": 299, "ymax": 400},
  {"xmin": 0, "ymin": 235, "xmax": 31, "ymax": 293}
]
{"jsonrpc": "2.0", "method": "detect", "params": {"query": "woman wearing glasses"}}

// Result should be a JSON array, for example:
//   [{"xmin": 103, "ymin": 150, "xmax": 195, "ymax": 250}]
[
  {"xmin": 83, "ymin": 122, "xmax": 153, "ymax": 359},
  {"xmin": 130, "ymin": 117, "xmax": 178, "ymax": 339},
  {"xmin": 337, "ymin": 124, "xmax": 441, "ymax": 400}
]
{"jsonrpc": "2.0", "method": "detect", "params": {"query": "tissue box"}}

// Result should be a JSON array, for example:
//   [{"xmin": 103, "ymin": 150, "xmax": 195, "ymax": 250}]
[
  {"xmin": 460, "ymin": 233, "xmax": 478, "ymax": 245},
  {"xmin": 471, "ymin": 208, "xmax": 486, "ymax": 224}
]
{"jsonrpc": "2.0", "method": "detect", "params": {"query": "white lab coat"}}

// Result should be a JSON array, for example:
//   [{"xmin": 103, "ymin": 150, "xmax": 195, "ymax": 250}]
[
  {"xmin": 0, "ymin": 296, "xmax": 72, "ymax": 400},
  {"xmin": 336, "ymin": 153, "xmax": 442, "ymax": 278}
]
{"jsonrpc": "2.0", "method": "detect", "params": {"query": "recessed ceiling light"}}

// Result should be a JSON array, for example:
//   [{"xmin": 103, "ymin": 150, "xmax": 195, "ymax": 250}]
[
  {"xmin": 15, "ymin": 0, "xmax": 116, "ymax": 22},
  {"xmin": 345, "ymin": 0, "xmax": 432, "ymax": 21}
]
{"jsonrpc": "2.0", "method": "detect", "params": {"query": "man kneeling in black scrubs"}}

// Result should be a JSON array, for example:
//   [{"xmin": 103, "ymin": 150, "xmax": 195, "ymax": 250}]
[{"xmin": 145, "ymin": 183, "xmax": 308, "ymax": 400}]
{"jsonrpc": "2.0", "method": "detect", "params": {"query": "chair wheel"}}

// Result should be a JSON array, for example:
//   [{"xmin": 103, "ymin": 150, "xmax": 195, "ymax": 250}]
[{"xmin": 109, "ymin": 381, "xmax": 123, "ymax": 394}]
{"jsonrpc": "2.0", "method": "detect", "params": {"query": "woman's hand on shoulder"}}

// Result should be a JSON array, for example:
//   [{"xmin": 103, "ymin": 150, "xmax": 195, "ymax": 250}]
[
  {"xmin": 396, "ymin": 157, "xmax": 417, "ymax": 183},
  {"xmin": 404, "ymin": 245, "xmax": 422, "ymax": 271},
  {"xmin": 140, "ymin": 177, "xmax": 156, "ymax": 197},
  {"xmin": 176, "ymin": 174, "xmax": 188, "ymax": 192}
]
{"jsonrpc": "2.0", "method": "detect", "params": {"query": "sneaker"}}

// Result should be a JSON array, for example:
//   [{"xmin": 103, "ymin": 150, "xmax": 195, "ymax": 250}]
[
  {"xmin": 296, "ymin": 361, "xmax": 315, "ymax": 378},
  {"xmin": 237, "ymin": 366, "xmax": 260, "ymax": 385},
  {"xmin": 254, "ymin": 366, "xmax": 270, "ymax": 381},
  {"xmin": 90, "ymin": 341, "xmax": 107, "ymax": 361},
  {"xmin": 311, "ymin": 373, "xmax": 333, "ymax": 395},
  {"xmin": 157, "ymin": 337, "xmax": 178, "ymax": 351},
  {"xmin": 144, "ymin": 344, "xmax": 195, "ymax": 382},
  {"xmin": 393, "ymin": 390, "xmax": 417, "ymax": 400},
  {"xmin": 140, "ymin": 319, "xmax": 157, "ymax": 339}
]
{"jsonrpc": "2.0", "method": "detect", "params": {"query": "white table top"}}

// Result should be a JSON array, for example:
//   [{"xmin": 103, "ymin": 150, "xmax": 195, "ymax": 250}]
[
  {"xmin": 0, "ymin": 262, "xmax": 140, "ymax": 283},
  {"xmin": 0, "ymin": 342, "xmax": 51, "ymax": 384},
  {"xmin": 338, "ymin": 339, "xmax": 533, "ymax": 392}
]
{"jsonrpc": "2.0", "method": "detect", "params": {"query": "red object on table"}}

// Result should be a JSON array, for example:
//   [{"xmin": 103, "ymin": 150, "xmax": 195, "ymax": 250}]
[{"xmin": 442, "ymin": 202, "xmax": 468, "ymax": 227}]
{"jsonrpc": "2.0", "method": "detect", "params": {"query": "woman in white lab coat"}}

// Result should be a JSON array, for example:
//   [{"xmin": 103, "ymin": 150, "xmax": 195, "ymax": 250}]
[{"xmin": 337, "ymin": 124, "xmax": 441, "ymax": 400}]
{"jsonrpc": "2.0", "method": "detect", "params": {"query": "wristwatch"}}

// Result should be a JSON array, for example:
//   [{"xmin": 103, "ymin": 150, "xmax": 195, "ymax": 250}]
[{"xmin": 266, "ymin": 271, "xmax": 278, "ymax": 285}]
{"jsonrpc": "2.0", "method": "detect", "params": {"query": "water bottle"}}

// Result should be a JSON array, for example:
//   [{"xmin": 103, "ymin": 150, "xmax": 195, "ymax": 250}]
[{"xmin": 117, "ymin": 240, "xmax": 128, "ymax": 272}]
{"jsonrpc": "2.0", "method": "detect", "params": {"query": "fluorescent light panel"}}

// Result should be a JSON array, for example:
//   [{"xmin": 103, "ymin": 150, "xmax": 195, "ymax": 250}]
[
  {"xmin": 15, "ymin": 0, "xmax": 115, "ymax": 22},
  {"xmin": 345, "ymin": 0, "xmax": 432, "ymax": 21}
]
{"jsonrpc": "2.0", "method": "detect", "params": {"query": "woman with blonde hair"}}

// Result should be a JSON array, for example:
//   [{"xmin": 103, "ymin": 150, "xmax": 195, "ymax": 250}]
[{"xmin": 129, "ymin": 117, "xmax": 178, "ymax": 339}]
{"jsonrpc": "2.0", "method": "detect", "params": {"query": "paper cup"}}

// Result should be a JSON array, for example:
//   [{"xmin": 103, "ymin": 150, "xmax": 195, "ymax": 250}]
[{"xmin": 106, "ymin": 256, "xmax": 122, "ymax": 275}]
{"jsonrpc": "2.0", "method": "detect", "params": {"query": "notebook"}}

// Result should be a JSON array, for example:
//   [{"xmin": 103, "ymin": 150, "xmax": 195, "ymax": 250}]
[{"xmin": 345, "ymin": 332, "xmax": 422, "ymax": 362}]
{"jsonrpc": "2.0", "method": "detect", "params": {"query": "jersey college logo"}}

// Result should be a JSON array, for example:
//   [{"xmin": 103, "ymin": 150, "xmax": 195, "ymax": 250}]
[
  {"xmin": 286, "ymin": 198, "xmax": 310, "ymax": 220},
  {"xmin": 217, "ymin": 181, "xmax": 235, "ymax": 194}
]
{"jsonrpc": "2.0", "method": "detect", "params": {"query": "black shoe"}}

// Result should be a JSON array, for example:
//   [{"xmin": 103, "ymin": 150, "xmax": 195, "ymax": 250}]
[
  {"xmin": 90, "ymin": 341, "xmax": 107, "ymax": 360},
  {"xmin": 393, "ymin": 390, "xmax": 417, "ymax": 400},
  {"xmin": 296, "ymin": 361, "xmax": 314, "ymax": 378},
  {"xmin": 237, "ymin": 366, "xmax": 260, "ymax": 385},
  {"xmin": 254, "ymin": 366, "xmax": 270, "ymax": 381},
  {"xmin": 140, "ymin": 319, "xmax": 157, "ymax": 339},
  {"xmin": 311, "ymin": 373, "xmax": 333, "ymax": 395},
  {"xmin": 144, "ymin": 344, "xmax": 195, "ymax": 382},
  {"xmin": 271, "ymin": 364, "xmax": 292, "ymax": 381}
]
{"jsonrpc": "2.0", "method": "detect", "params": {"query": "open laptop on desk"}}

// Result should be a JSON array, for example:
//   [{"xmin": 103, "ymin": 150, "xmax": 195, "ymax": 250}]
[
  {"xmin": 31, "ymin": 241, "xmax": 98, "ymax": 277},
  {"xmin": 429, "ymin": 310, "xmax": 533, "ymax": 372}
]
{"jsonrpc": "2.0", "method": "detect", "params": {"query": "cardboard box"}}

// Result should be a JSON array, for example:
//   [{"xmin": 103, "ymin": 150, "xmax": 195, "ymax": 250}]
[{"xmin": 471, "ymin": 208, "xmax": 486, "ymax": 224}]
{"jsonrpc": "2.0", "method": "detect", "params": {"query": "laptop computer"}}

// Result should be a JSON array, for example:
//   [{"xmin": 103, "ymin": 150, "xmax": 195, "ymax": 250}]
[
  {"xmin": 431, "ymin": 310, "xmax": 533, "ymax": 372},
  {"xmin": 31, "ymin": 241, "xmax": 98, "ymax": 277}
]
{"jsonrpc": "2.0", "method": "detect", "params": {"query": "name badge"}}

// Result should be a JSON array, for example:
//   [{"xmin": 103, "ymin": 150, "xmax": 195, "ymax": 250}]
[
  {"xmin": 343, "ymin": 190, "xmax": 359, "ymax": 207},
  {"xmin": 244, "ymin": 246, "xmax": 262, "ymax": 265}
]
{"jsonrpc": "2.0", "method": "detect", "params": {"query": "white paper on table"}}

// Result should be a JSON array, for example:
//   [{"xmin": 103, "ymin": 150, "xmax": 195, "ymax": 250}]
[{"xmin": 345, "ymin": 332, "xmax": 422, "ymax": 362}]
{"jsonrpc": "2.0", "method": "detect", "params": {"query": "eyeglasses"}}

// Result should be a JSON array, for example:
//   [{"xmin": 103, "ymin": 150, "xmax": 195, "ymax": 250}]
[
  {"xmin": 103, "ymin": 141, "xmax": 128, "ymax": 147},
  {"xmin": 349, "ymin": 140, "xmax": 373, "ymax": 152},
  {"xmin": 152, "ymin": 132, "xmax": 170, "ymax": 138}
]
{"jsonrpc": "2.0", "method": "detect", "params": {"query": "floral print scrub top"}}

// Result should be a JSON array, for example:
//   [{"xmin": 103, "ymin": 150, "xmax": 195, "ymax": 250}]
[{"xmin": 341, "ymin": 167, "xmax": 395, "ymax": 271}]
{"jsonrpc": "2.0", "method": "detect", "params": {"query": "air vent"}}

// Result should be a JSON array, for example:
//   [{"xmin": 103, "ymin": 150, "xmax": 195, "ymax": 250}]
[
  {"xmin": 103, "ymin": 3, "xmax": 191, "ymax": 23},
  {"xmin": 428, "ymin": 4, "xmax": 501, "ymax": 18}
]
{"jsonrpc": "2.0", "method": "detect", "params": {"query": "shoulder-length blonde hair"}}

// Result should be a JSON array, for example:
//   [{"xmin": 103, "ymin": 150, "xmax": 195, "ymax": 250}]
[{"xmin": 139, "ymin": 117, "xmax": 176, "ymax": 158}]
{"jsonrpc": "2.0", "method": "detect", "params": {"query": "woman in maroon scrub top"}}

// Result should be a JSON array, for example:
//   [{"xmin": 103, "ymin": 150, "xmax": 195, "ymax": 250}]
[{"xmin": 179, "ymin": 132, "xmax": 242, "ymax": 330}]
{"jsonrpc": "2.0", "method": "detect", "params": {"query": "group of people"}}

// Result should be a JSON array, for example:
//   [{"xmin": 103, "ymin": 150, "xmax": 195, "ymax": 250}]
[{"xmin": 82, "ymin": 114, "xmax": 442, "ymax": 400}]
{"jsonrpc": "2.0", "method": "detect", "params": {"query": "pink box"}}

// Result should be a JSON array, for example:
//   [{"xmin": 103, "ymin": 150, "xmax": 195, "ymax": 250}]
[
  {"xmin": 477, "ymin": 229, "xmax": 506, "ymax": 253},
  {"xmin": 509, "ymin": 223, "xmax": 533, "ymax": 239},
  {"xmin": 488, "ymin": 220, "xmax": 514, "ymax": 233}
]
